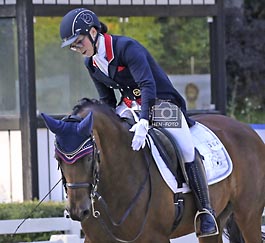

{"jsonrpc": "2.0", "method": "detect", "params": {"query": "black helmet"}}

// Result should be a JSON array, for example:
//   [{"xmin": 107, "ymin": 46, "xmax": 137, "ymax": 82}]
[{"xmin": 60, "ymin": 8, "xmax": 101, "ymax": 48}]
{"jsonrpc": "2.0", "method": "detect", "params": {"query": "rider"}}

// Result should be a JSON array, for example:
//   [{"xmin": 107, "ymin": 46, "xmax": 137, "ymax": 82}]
[{"xmin": 59, "ymin": 8, "xmax": 218, "ymax": 237}]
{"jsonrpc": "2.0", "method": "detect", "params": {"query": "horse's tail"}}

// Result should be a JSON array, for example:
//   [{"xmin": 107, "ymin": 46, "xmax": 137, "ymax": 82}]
[
  {"xmin": 224, "ymin": 214, "xmax": 265, "ymax": 243},
  {"xmin": 223, "ymin": 214, "xmax": 244, "ymax": 243}
]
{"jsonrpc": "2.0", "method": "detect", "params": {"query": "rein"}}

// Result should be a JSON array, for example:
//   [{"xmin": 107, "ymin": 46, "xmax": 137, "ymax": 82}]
[{"xmin": 13, "ymin": 178, "xmax": 62, "ymax": 236}]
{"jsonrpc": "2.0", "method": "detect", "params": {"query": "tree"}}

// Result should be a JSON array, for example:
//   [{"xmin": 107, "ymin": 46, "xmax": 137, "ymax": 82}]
[
  {"xmin": 225, "ymin": 1, "xmax": 265, "ymax": 122},
  {"xmin": 100, "ymin": 16, "xmax": 163, "ymax": 61},
  {"xmin": 155, "ymin": 17, "xmax": 210, "ymax": 74},
  {"xmin": 101, "ymin": 16, "xmax": 209, "ymax": 74}
]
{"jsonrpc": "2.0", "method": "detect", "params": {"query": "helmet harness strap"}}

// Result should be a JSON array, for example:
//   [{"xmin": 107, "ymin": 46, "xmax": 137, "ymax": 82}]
[{"xmin": 87, "ymin": 30, "xmax": 100, "ymax": 56}]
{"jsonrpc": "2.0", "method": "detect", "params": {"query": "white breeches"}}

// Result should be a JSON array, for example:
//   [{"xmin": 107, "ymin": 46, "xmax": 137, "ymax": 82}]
[
  {"xmin": 116, "ymin": 101, "xmax": 195, "ymax": 162},
  {"xmin": 164, "ymin": 111, "xmax": 195, "ymax": 162}
]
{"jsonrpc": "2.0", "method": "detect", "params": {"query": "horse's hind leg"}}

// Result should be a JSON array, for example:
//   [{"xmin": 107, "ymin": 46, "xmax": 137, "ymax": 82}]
[{"xmin": 232, "ymin": 208, "xmax": 262, "ymax": 243}]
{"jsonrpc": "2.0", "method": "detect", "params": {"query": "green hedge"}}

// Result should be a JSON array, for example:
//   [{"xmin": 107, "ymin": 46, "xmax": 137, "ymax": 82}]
[{"xmin": 0, "ymin": 200, "xmax": 65, "ymax": 243}]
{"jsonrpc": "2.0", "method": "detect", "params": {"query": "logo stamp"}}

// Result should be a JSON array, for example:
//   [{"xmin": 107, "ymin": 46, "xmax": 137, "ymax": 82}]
[{"xmin": 151, "ymin": 100, "xmax": 181, "ymax": 128}]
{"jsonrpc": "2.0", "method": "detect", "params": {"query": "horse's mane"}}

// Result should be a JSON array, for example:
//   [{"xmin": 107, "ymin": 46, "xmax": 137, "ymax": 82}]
[
  {"xmin": 71, "ymin": 97, "xmax": 102, "ymax": 115},
  {"xmin": 71, "ymin": 97, "xmax": 131, "ymax": 136},
  {"xmin": 71, "ymin": 97, "xmax": 121, "ymax": 122}
]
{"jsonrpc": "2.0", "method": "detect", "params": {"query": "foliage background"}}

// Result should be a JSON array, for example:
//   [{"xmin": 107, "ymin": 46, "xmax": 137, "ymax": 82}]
[
  {"xmin": 225, "ymin": 0, "xmax": 265, "ymax": 122},
  {"xmin": 34, "ymin": 16, "xmax": 209, "ymax": 76}
]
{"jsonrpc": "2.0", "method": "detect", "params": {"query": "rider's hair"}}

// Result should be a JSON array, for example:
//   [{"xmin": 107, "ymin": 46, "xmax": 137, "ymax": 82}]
[{"xmin": 100, "ymin": 22, "xmax": 108, "ymax": 34}]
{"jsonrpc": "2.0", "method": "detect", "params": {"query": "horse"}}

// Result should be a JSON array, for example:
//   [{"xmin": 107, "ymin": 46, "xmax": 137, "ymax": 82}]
[{"xmin": 41, "ymin": 98, "xmax": 265, "ymax": 243}]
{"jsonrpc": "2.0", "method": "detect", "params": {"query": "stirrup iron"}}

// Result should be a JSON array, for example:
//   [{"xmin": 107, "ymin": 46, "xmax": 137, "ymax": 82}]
[{"xmin": 194, "ymin": 208, "xmax": 219, "ymax": 238}]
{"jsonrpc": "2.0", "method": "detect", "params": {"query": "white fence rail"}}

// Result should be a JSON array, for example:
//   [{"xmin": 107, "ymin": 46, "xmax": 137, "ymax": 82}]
[
  {"xmin": 0, "ymin": 217, "xmax": 83, "ymax": 243},
  {"xmin": 0, "ymin": 217, "xmax": 80, "ymax": 235}
]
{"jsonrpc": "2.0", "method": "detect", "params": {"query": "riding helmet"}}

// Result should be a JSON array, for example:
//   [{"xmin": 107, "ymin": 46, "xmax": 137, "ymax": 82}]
[{"xmin": 60, "ymin": 8, "xmax": 101, "ymax": 48}]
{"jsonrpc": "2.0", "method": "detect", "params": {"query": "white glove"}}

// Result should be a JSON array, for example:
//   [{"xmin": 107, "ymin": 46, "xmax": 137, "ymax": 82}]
[{"xmin": 129, "ymin": 119, "xmax": 149, "ymax": 151}]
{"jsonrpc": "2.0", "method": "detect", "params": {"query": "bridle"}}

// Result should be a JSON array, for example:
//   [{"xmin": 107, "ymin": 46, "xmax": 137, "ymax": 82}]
[
  {"xmin": 56, "ymin": 135, "xmax": 100, "ymax": 197},
  {"xmin": 55, "ymin": 116, "xmax": 153, "ymax": 243},
  {"xmin": 55, "ymin": 114, "xmax": 100, "ymax": 194}
]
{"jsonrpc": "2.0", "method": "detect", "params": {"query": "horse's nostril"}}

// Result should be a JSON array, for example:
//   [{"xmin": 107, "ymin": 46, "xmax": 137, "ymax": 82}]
[
  {"xmin": 83, "ymin": 209, "xmax": 90, "ymax": 218},
  {"xmin": 64, "ymin": 209, "xmax": 70, "ymax": 218}
]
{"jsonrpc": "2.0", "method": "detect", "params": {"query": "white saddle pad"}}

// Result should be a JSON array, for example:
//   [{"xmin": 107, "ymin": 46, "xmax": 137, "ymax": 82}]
[{"xmin": 147, "ymin": 122, "xmax": 233, "ymax": 194}]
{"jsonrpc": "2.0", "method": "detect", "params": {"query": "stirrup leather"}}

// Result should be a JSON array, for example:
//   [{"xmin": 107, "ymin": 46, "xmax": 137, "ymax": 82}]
[{"xmin": 194, "ymin": 208, "xmax": 219, "ymax": 238}]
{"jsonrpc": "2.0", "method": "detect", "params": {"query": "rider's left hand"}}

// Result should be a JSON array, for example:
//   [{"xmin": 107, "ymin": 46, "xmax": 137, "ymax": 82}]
[{"xmin": 129, "ymin": 119, "xmax": 149, "ymax": 151}]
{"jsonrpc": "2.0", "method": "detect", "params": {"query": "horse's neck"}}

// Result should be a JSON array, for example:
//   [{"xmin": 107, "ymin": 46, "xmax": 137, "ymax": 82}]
[
  {"xmin": 93, "ymin": 111, "xmax": 145, "ymax": 194},
  {"xmin": 93, "ymin": 111, "xmax": 128, "ymax": 150},
  {"xmin": 93, "ymin": 111, "xmax": 120, "ymax": 155}
]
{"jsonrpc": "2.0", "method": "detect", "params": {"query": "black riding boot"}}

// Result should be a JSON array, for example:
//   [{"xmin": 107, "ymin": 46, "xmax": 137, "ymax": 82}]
[{"xmin": 185, "ymin": 149, "xmax": 218, "ymax": 237}]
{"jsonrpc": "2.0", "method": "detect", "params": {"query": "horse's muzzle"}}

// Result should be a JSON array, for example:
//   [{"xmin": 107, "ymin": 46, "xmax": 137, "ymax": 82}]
[{"xmin": 67, "ymin": 203, "xmax": 91, "ymax": 221}]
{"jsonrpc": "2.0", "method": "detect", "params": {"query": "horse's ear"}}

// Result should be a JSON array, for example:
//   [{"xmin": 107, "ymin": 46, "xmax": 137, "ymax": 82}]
[
  {"xmin": 77, "ymin": 112, "xmax": 93, "ymax": 137},
  {"xmin": 41, "ymin": 113, "xmax": 64, "ymax": 134}
]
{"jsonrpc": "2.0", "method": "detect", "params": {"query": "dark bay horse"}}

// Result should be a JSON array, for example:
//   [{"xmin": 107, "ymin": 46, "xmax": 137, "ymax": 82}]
[{"xmin": 42, "ymin": 98, "xmax": 265, "ymax": 243}]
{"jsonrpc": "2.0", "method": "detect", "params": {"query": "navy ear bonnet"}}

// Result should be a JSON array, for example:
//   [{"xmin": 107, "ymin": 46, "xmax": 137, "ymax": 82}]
[{"xmin": 41, "ymin": 112, "xmax": 93, "ymax": 153}]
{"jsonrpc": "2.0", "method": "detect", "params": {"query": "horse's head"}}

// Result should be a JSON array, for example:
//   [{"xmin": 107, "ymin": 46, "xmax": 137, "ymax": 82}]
[{"xmin": 41, "ymin": 110, "xmax": 100, "ymax": 221}]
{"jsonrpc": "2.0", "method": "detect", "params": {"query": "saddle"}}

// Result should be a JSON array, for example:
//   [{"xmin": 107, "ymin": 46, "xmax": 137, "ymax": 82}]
[{"xmin": 148, "ymin": 128, "xmax": 187, "ymax": 187}]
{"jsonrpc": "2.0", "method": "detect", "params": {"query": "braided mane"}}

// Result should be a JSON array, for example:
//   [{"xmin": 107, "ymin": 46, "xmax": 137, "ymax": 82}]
[
  {"xmin": 71, "ymin": 97, "xmax": 119, "ymax": 121},
  {"xmin": 71, "ymin": 98, "xmax": 101, "ymax": 115}
]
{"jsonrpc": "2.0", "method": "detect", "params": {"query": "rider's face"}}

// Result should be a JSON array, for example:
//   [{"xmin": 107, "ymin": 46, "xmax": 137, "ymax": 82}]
[{"xmin": 70, "ymin": 28, "xmax": 98, "ymax": 57}]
